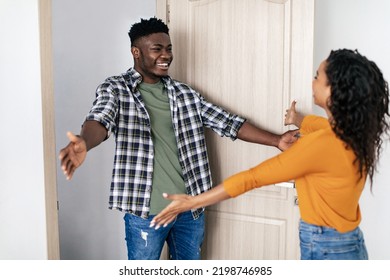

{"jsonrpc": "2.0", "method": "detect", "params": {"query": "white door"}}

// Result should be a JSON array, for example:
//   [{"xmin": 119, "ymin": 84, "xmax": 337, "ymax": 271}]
[{"xmin": 157, "ymin": 0, "xmax": 314, "ymax": 259}]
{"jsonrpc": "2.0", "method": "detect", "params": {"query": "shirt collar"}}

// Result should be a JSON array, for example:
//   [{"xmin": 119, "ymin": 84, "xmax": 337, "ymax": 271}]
[
  {"xmin": 124, "ymin": 68, "xmax": 173, "ymax": 92},
  {"xmin": 124, "ymin": 68, "xmax": 142, "ymax": 92}
]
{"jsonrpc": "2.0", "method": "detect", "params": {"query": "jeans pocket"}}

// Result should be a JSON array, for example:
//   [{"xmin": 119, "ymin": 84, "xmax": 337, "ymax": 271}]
[
  {"xmin": 321, "ymin": 243, "xmax": 361, "ymax": 260},
  {"xmin": 318, "ymin": 229, "xmax": 368, "ymax": 260}
]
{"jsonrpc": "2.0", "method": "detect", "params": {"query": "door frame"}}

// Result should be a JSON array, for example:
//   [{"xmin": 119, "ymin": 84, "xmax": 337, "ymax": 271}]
[{"xmin": 40, "ymin": 0, "xmax": 60, "ymax": 259}]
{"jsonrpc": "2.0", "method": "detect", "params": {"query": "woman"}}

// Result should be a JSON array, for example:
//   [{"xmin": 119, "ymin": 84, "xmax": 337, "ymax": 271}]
[{"xmin": 150, "ymin": 49, "xmax": 390, "ymax": 260}]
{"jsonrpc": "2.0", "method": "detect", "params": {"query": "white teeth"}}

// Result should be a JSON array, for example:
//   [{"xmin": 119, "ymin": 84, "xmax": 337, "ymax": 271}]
[{"xmin": 157, "ymin": 63, "xmax": 169, "ymax": 67}]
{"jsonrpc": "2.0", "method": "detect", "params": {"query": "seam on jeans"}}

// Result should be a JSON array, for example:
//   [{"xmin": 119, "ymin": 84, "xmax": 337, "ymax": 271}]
[{"xmin": 169, "ymin": 229, "xmax": 178, "ymax": 259}]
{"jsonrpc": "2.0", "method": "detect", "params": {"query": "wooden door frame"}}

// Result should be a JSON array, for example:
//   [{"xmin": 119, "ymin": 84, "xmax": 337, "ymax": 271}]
[{"xmin": 39, "ymin": 0, "xmax": 60, "ymax": 259}]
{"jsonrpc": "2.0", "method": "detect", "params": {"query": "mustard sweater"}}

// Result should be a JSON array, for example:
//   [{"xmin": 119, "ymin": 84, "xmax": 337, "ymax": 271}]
[{"xmin": 223, "ymin": 115, "xmax": 365, "ymax": 233}]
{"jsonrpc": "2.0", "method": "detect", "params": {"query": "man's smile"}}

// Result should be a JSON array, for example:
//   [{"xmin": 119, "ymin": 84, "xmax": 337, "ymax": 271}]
[{"xmin": 156, "ymin": 62, "xmax": 170, "ymax": 70}]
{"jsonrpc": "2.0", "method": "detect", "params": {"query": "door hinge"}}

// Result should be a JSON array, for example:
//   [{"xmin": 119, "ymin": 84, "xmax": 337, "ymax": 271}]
[
  {"xmin": 57, "ymin": 201, "xmax": 60, "ymax": 211},
  {"xmin": 294, "ymin": 196, "xmax": 299, "ymax": 206},
  {"xmin": 167, "ymin": 3, "xmax": 170, "ymax": 23}
]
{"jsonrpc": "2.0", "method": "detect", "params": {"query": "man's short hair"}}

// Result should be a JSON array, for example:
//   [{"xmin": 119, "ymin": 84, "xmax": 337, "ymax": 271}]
[{"xmin": 128, "ymin": 17, "xmax": 169, "ymax": 46}]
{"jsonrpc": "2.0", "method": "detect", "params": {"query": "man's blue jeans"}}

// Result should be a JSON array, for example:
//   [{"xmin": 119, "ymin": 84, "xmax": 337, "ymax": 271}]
[
  {"xmin": 124, "ymin": 211, "xmax": 205, "ymax": 260},
  {"xmin": 299, "ymin": 220, "xmax": 368, "ymax": 260}
]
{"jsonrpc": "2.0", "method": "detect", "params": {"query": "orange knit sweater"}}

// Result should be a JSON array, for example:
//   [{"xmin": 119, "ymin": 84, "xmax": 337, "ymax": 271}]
[{"xmin": 223, "ymin": 115, "xmax": 365, "ymax": 233}]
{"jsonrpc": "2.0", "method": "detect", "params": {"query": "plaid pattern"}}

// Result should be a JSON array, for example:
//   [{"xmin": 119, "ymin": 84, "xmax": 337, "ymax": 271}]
[{"xmin": 86, "ymin": 68, "xmax": 245, "ymax": 218}]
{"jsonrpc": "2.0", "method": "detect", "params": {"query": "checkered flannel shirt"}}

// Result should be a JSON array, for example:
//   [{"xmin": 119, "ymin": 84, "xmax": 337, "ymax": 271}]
[{"xmin": 85, "ymin": 68, "xmax": 245, "ymax": 218}]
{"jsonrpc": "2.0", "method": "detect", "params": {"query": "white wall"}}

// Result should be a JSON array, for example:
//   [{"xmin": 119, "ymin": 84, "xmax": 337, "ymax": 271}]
[
  {"xmin": 0, "ymin": 0, "xmax": 48, "ymax": 259},
  {"xmin": 314, "ymin": 0, "xmax": 390, "ymax": 259},
  {"xmin": 52, "ymin": 0, "xmax": 155, "ymax": 259}
]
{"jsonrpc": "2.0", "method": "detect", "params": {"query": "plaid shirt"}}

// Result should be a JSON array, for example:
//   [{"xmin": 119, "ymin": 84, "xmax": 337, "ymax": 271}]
[{"xmin": 86, "ymin": 68, "xmax": 245, "ymax": 218}]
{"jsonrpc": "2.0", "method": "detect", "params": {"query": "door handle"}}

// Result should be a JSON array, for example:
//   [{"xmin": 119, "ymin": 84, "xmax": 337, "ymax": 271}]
[{"xmin": 274, "ymin": 182, "xmax": 295, "ymax": 189}]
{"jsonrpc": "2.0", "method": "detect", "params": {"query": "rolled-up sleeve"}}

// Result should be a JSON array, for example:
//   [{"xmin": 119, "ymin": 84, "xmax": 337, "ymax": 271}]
[
  {"xmin": 199, "ymin": 94, "xmax": 246, "ymax": 140},
  {"xmin": 85, "ymin": 82, "xmax": 118, "ymax": 137}
]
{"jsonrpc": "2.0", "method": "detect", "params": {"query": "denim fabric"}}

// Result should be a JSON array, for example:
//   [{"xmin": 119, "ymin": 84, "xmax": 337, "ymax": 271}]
[
  {"xmin": 299, "ymin": 220, "xmax": 368, "ymax": 260},
  {"xmin": 124, "ymin": 211, "xmax": 204, "ymax": 260}
]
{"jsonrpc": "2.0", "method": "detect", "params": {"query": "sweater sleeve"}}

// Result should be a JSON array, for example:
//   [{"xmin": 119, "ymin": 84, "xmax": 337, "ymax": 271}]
[{"xmin": 223, "ymin": 123, "xmax": 331, "ymax": 197}]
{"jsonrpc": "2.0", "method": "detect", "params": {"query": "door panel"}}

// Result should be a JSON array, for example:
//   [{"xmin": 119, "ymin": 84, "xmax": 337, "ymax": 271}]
[{"xmin": 157, "ymin": 0, "xmax": 314, "ymax": 259}]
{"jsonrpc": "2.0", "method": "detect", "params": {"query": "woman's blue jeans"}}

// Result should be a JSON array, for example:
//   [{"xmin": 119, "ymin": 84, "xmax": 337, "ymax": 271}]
[
  {"xmin": 299, "ymin": 220, "xmax": 368, "ymax": 260},
  {"xmin": 124, "ymin": 211, "xmax": 204, "ymax": 260}
]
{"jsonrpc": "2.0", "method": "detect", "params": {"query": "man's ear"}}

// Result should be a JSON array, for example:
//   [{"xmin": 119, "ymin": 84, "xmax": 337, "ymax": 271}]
[{"xmin": 131, "ymin": 46, "xmax": 140, "ymax": 58}]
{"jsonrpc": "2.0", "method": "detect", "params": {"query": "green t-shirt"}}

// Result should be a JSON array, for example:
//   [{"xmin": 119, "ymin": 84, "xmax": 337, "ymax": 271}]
[{"xmin": 138, "ymin": 81, "xmax": 186, "ymax": 215}]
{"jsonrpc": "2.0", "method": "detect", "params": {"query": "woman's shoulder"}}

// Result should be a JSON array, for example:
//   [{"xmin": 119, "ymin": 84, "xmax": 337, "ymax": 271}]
[{"xmin": 300, "ymin": 115, "xmax": 330, "ymax": 134}]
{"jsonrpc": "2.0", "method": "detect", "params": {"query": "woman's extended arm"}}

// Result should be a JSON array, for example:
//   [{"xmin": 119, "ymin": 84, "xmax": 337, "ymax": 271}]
[{"xmin": 150, "ymin": 183, "xmax": 231, "ymax": 229}]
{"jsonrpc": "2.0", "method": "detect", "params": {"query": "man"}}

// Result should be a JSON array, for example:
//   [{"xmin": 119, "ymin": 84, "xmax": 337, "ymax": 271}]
[{"xmin": 59, "ymin": 17, "xmax": 297, "ymax": 260}]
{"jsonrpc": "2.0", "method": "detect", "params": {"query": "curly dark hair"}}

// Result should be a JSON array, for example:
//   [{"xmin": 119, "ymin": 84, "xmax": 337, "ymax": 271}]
[
  {"xmin": 325, "ymin": 49, "xmax": 390, "ymax": 188},
  {"xmin": 128, "ymin": 17, "xmax": 169, "ymax": 46}
]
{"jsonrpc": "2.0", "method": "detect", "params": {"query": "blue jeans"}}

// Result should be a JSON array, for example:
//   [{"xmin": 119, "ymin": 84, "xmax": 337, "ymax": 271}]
[
  {"xmin": 124, "ymin": 211, "xmax": 205, "ymax": 260},
  {"xmin": 299, "ymin": 220, "xmax": 368, "ymax": 260}
]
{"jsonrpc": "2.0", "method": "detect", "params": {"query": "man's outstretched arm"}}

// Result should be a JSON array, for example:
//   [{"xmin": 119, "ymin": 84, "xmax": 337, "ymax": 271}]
[
  {"xmin": 237, "ymin": 121, "xmax": 299, "ymax": 151},
  {"xmin": 59, "ymin": 120, "xmax": 107, "ymax": 180}
]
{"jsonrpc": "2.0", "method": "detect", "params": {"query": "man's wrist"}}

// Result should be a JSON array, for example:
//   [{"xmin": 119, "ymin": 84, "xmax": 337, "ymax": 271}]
[{"xmin": 274, "ymin": 134, "xmax": 282, "ymax": 148}]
